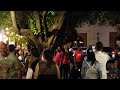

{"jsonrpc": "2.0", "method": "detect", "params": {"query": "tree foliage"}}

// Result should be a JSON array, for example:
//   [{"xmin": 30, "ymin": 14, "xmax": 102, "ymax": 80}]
[
  {"xmin": 0, "ymin": 11, "xmax": 12, "ymax": 29},
  {"xmin": 3, "ymin": 11, "xmax": 120, "ymax": 51},
  {"xmin": 13, "ymin": 11, "xmax": 65, "ymax": 51},
  {"xmin": 16, "ymin": 11, "xmax": 57, "ymax": 36},
  {"xmin": 75, "ymin": 11, "xmax": 120, "ymax": 27}
]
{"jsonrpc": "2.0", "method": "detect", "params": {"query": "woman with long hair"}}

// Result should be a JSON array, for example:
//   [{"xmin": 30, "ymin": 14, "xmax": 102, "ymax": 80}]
[
  {"xmin": 26, "ymin": 48, "xmax": 40, "ymax": 79},
  {"xmin": 34, "ymin": 50, "xmax": 60, "ymax": 79}
]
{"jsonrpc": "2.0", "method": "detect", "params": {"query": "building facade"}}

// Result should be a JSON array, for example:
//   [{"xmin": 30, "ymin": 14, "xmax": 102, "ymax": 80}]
[{"xmin": 75, "ymin": 22, "xmax": 119, "ymax": 48}]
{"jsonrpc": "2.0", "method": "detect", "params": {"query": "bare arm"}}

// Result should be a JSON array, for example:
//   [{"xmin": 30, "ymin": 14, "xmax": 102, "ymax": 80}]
[
  {"xmin": 34, "ymin": 63, "xmax": 39, "ymax": 79},
  {"xmin": 14, "ymin": 57, "xmax": 22, "ymax": 79},
  {"xmin": 56, "ymin": 64, "xmax": 60, "ymax": 79},
  {"xmin": 17, "ymin": 68, "xmax": 22, "ymax": 79}
]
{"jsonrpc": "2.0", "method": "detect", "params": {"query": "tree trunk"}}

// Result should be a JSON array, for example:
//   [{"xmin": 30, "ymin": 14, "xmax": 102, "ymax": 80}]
[
  {"xmin": 47, "ymin": 11, "xmax": 66, "ymax": 50},
  {"xmin": 10, "ymin": 11, "xmax": 20, "ymax": 33},
  {"xmin": 10, "ymin": 11, "xmax": 65, "ymax": 54}
]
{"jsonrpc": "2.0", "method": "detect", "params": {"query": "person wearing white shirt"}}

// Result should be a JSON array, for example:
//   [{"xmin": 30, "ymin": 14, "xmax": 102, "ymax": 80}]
[{"xmin": 95, "ymin": 42, "xmax": 110, "ymax": 79}]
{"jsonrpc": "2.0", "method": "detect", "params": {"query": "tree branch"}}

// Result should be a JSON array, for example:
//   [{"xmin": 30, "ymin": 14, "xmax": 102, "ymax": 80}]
[
  {"xmin": 34, "ymin": 11, "xmax": 41, "ymax": 33},
  {"xmin": 46, "ymin": 11, "xmax": 65, "ymax": 38},
  {"xmin": 48, "ymin": 11, "xmax": 66, "ymax": 32},
  {"xmin": 47, "ymin": 11, "xmax": 66, "ymax": 49},
  {"xmin": 42, "ymin": 11, "xmax": 49, "ymax": 38},
  {"xmin": 10, "ymin": 11, "xmax": 20, "ymax": 34},
  {"xmin": 44, "ymin": 34, "xmax": 57, "ymax": 50}
]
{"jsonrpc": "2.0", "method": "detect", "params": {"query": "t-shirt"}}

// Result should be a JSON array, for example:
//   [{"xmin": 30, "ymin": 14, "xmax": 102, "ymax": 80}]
[
  {"xmin": 62, "ymin": 55, "xmax": 69, "ymax": 64},
  {"xmin": 74, "ymin": 50, "xmax": 83, "ymax": 62},
  {"xmin": 0, "ymin": 54, "xmax": 21, "ymax": 79}
]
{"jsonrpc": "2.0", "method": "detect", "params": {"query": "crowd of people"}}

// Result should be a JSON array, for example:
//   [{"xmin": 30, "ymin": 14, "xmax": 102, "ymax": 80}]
[{"xmin": 0, "ymin": 40, "xmax": 120, "ymax": 79}]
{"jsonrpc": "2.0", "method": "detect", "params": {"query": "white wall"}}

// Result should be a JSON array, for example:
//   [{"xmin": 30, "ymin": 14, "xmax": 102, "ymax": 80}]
[{"xmin": 75, "ymin": 23, "xmax": 117, "ymax": 47}]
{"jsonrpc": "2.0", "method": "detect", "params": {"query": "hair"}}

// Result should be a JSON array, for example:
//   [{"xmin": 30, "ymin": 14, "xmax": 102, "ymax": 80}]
[
  {"xmin": 56, "ymin": 49, "xmax": 60, "ymax": 53},
  {"xmin": 9, "ymin": 44, "xmax": 16, "ymax": 52},
  {"xmin": 43, "ymin": 50, "xmax": 53, "ymax": 68},
  {"xmin": 87, "ymin": 50, "xmax": 96, "ymax": 65},
  {"xmin": 96, "ymin": 42, "xmax": 103, "ymax": 51},
  {"xmin": 30, "ymin": 48, "xmax": 40, "ymax": 57}
]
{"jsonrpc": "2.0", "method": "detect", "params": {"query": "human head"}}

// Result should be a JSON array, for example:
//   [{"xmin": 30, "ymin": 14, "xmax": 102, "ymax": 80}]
[
  {"xmin": 78, "ymin": 47, "xmax": 81, "ymax": 51},
  {"xmin": 42, "ymin": 49, "xmax": 52, "ymax": 62},
  {"xmin": 61, "ymin": 48, "xmax": 65, "ymax": 53},
  {"xmin": 9, "ymin": 44, "xmax": 16, "ymax": 52},
  {"xmin": 0, "ymin": 41, "xmax": 7, "ymax": 56},
  {"xmin": 95, "ymin": 42, "xmax": 103, "ymax": 51},
  {"xmin": 88, "ymin": 45, "xmax": 92, "ymax": 49},
  {"xmin": 58, "ymin": 47, "xmax": 61, "ymax": 51},
  {"xmin": 18, "ymin": 50, "xmax": 23, "ymax": 56},
  {"xmin": 30, "ymin": 47, "xmax": 40, "ymax": 57},
  {"xmin": 56, "ymin": 49, "xmax": 60, "ymax": 53}
]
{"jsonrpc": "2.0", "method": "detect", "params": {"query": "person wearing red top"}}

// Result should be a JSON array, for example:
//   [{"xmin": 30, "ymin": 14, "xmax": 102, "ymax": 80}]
[
  {"xmin": 74, "ymin": 47, "xmax": 83, "ymax": 69},
  {"xmin": 54, "ymin": 49, "xmax": 61, "ymax": 66},
  {"xmin": 62, "ymin": 51, "xmax": 69, "ymax": 79}
]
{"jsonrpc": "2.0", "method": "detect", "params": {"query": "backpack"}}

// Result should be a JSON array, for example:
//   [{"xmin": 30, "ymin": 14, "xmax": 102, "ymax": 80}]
[
  {"xmin": 85, "ymin": 62, "xmax": 98, "ymax": 79},
  {"xmin": 37, "ymin": 61, "xmax": 58, "ymax": 79}
]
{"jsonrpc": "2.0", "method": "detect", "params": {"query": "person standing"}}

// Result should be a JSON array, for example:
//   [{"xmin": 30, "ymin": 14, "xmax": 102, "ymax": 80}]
[
  {"xmin": 81, "ymin": 50, "xmax": 102, "ymax": 79},
  {"xmin": 0, "ymin": 42, "xmax": 21, "ymax": 79},
  {"xmin": 62, "ymin": 51, "xmax": 69, "ymax": 79},
  {"xmin": 7, "ymin": 44, "xmax": 22, "ymax": 79},
  {"xmin": 26, "ymin": 48, "xmax": 39, "ymax": 79},
  {"xmin": 74, "ymin": 47, "xmax": 83, "ymax": 69},
  {"xmin": 34, "ymin": 50, "xmax": 60, "ymax": 79},
  {"xmin": 74, "ymin": 47, "xmax": 83, "ymax": 79},
  {"xmin": 54, "ymin": 49, "xmax": 61, "ymax": 66},
  {"xmin": 95, "ymin": 42, "xmax": 110, "ymax": 79}
]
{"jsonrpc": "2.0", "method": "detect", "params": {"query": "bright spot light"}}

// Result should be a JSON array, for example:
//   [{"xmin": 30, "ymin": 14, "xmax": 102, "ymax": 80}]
[
  {"xmin": 6, "ymin": 31, "xmax": 9, "ymax": 34},
  {"xmin": 16, "ymin": 34, "xmax": 18, "ymax": 36},
  {"xmin": 5, "ymin": 28, "xmax": 8, "ymax": 30},
  {"xmin": 79, "ymin": 41, "xmax": 83, "ymax": 43},
  {"xmin": 74, "ymin": 41, "xmax": 77, "ymax": 43},
  {"xmin": 11, "ymin": 32, "xmax": 14, "ymax": 35}
]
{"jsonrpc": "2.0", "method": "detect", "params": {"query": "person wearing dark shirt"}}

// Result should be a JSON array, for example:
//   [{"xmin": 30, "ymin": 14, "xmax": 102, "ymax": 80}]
[{"xmin": 26, "ymin": 48, "xmax": 40, "ymax": 79}]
